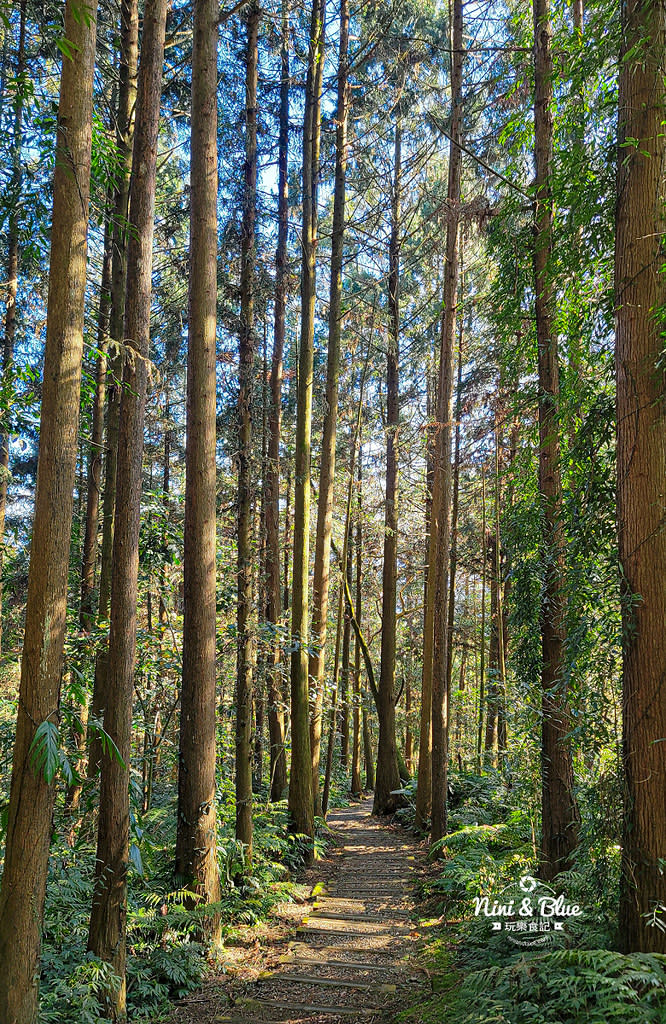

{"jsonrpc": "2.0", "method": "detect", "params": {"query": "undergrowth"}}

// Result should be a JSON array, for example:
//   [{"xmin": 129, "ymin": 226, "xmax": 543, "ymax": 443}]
[
  {"xmin": 400, "ymin": 769, "xmax": 666, "ymax": 1024},
  {"xmin": 35, "ymin": 787, "xmax": 336, "ymax": 1023}
]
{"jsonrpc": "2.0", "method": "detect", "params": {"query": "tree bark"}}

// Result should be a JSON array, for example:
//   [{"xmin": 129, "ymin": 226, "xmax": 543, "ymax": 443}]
[
  {"xmin": 351, "ymin": 447, "xmax": 363, "ymax": 795},
  {"xmin": 572, "ymin": 0, "xmax": 583, "ymax": 32},
  {"xmin": 475, "ymin": 474, "xmax": 488, "ymax": 771},
  {"xmin": 444, "ymin": 259, "xmax": 464, "ymax": 775},
  {"xmin": 373, "ymin": 121, "xmax": 403, "ymax": 816},
  {"xmin": 288, "ymin": 0, "xmax": 325, "ymax": 847},
  {"xmin": 80, "ymin": 209, "xmax": 113, "ymax": 631},
  {"xmin": 235, "ymin": 1, "xmax": 259, "ymax": 859},
  {"xmin": 415, "ymin": 361, "xmax": 435, "ymax": 829},
  {"xmin": 309, "ymin": 0, "xmax": 350, "ymax": 813},
  {"xmin": 87, "ymin": 3, "xmax": 167, "ymax": 1013},
  {"xmin": 265, "ymin": 0, "xmax": 289, "ymax": 800},
  {"xmin": 88, "ymin": 0, "xmax": 139, "ymax": 777},
  {"xmin": 0, "ymin": 3, "xmax": 98, "ymax": 1019},
  {"xmin": 430, "ymin": 0, "xmax": 463, "ymax": 845},
  {"xmin": 340, "ymin": 536, "xmax": 352, "ymax": 770},
  {"xmin": 533, "ymin": 0, "xmax": 580, "ymax": 880},
  {"xmin": 174, "ymin": 0, "xmax": 222, "ymax": 943},
  {"xmin": 616, "ymin": 0, "xmax": 666, "ymax": 955},
  {"xmin": 0, "ymin": 0, "xmax": 27, "ymax": 656}
]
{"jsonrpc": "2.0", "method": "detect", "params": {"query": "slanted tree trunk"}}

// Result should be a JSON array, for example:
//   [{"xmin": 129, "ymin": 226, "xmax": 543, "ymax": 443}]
[
  {"xmin": 0, "ymin": 3, "xmax": 98, "ymax": 1019},
  {"xmin": 174, "ymin": 0, "xmax": 222, "ymax": 942},
  {"xmin": 309, "ymin": 0, "xmax": 349, "ymax": 814},
  {"xmin": 87, "ymin": 3, "xmax": 167, "ymax": 1013},
  {"xmin": 0, "ymin": 0, "xmax": 27, "ymax": 655},
  {"xmin": 264, "ymin": 0, "xmax": 290, "ymax": 802},
  {"xmin": 430, "ymin": 0, "xmax": 463, "ymax": 845},
  {"xmin": 236, "ymin": 1, "xmax": 259, "ymax": 859},
  {"xmin": 88, "ymin": 0, "xmax": 139, "ymax": 777},
  {"xmin": 616, "ymin": 0, "xmax": 666, "ymax": 955},
  {"xmin": 289, "ymin": 0, "xmax": 325, "ymax": 847},
  {"xmin": 373, "ymin": 121, "xmax": 403, "ymax": 816},
  {"xmin": 533, "ymin": 0, "xmax": 580, "ymax": 880}
]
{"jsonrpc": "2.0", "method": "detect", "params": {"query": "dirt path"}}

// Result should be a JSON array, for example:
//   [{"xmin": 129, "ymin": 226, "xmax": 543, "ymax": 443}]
[{"xmin": 171, "ymin": 797, "xmax": 428, "ymax": 1023}]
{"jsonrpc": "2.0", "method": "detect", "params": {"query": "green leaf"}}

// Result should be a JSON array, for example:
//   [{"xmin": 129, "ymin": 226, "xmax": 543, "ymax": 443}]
[{"xmin": 29, "ymin": 720, "xmax": 60, "ymax": 784}]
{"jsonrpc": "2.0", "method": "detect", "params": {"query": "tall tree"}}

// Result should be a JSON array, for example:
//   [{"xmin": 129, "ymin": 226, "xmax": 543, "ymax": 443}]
[
  {"xmin": 429, "ymin": 0, "xmax": 463, "ymax": 844},
  {"xmin": 533, "ymin": 0, "xmax": 580, "ymax": 879},
  {"xmin": 415, "ymin": 361, "xmax": 435, "ymax": 830},
  {"xmin": 373, "ymin": 120, "xmax": 403, "ymax": 816},
  {"xmin": 264, "ymin": 0, "xmax": 290, "ymax": 803},
  {"xmin": 88, "ymin": 0, "xmax": 139, "ymax": 776},
  {"xmin": 174, "ymin": 0, "xmax": 222, "ymax": 939},
  {"xmin": 615, "ymin": 0, "xmax": 666, "ymax": 955},
  {"xmin": 288, "ymin": 0, "xmax": 325, "ymax": 845},
  {"xmin": 236, "ymin": 1, "xmax": 260, "ymax": 857},
  {"xmin": 0, "ymin": 0, "xmax": 27, "ymax": 654},
  {"xmin": 351, "ymin": 444, "xmax": 363, "ymax": 796},
  {"xmin": 0, "ymin": 1, "xmax": 98, "ymax": 1018},
  {"xmin": 309, "ymin": 0, "xmax": 350, "ymax": 814},
  {"xmin": 87, "ymin": 1, "xmax": 167, "ymax": 1013},
  {"xmin": 80, "ymin": 210, "xmax": 112, "ymax": 632}
]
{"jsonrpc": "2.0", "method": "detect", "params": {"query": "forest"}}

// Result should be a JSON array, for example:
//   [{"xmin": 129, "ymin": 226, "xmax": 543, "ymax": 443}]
[{"xmin": 0, "ymin": 0, "xmax": 665, "ymax": 1021}]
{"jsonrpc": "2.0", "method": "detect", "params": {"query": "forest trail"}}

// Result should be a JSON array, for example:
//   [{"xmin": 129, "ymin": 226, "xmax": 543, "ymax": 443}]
[{"xmin": 175, "ymin": 797, "xmax": 429, "ymax": 1024}]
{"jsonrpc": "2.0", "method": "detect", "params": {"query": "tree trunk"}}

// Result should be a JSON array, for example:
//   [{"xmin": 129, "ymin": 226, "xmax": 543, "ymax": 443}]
[
  {"xmin": 444, "ymin": 264, "xmax": 464, "ymax": 775},
  {"xmin": 363, "ymin": 707, "xmax": 374, "ymax": 790},
  {"xmin": 88, "ymin": 0, "xmax": 139, "ymax": 778},
  {"xmin": 533, "ymin": 0, "xmax": 580, "ymax": 880},
  {"xmin": 494, "ymin": 408, "xmax": 507, "ymax": 756},
  {"xmin": 283, "ymin": 464, "xmax": 291, "ymax": 613},
  {"xmin": 415, "ymin": 362, "xmax": 435, "ymax": 829},
  {"xmin": 616, "ymin": 0, "xmax": 666, "ymax": 955},
  {"xmin": 476, "ymin": 465, "xmax": 487, "ymax": 772},
  {"xmin": 265, "ymin": 14, "xmax": 290, "ymax": 801},
  {"xmin": 80, "ymin": 208, "xmax": 113, "ymax": 633},
  {"xmin": 309, "ymin": 0, "xmax": 349, "ymax": 814},
  {"xmin": 288, "ymin": 0, "xmax": 324, "ymax": 847},
  {"xmin": 0, "ymin": 0, "xmax": 27, "ymax": 656},
  {"xmin": 340, "ymin": 539, "xmax": 352, "ymax": 771},
  {"xmin": 322, "ymin": 581, "xmax": 344, "ymax": 817},
  {"xmin": 174, "ymin": 0, "xmax": 221, "ymax": 943},
  {"xmin": 87, "ymin": 3, "xmax": 167, "ymax": 1013},
  {"xmin": 430, "ymin": 0, "xmax": 463, "ymax": 845},
  {"xmin": 0, "ymin": 3, "xmax": 98, "ymax": 1019},
  {"xmin": 351, "ymin": 446, "xmax": 363, "ymax": 795},
  {"xmin": 404, "ymin": 669, "xmax": 413, "ymax": 772},
  {"xmin": 484, "ymin": 532, "xmax": 499, "ymax": 762},
  {"xmin": 235, "ymin": 2, "xmax": 259, "ymax": 859},
  {"xmin": 373, "ymin": 121, "xmax": 403, "ymax": 817},
  {"xmin": 573, "ymin": 0, "xmax": 583, "ymax": 32},
  {"xmin": 265, "ymin": 0, "xmax": 289, "ymax": 798}
]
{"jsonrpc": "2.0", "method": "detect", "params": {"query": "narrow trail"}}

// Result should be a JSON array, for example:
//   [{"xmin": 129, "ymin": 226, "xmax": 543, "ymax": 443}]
[{"xmin": 215, "ymin": 797, "xmax": 428, "ymax": 1023}]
